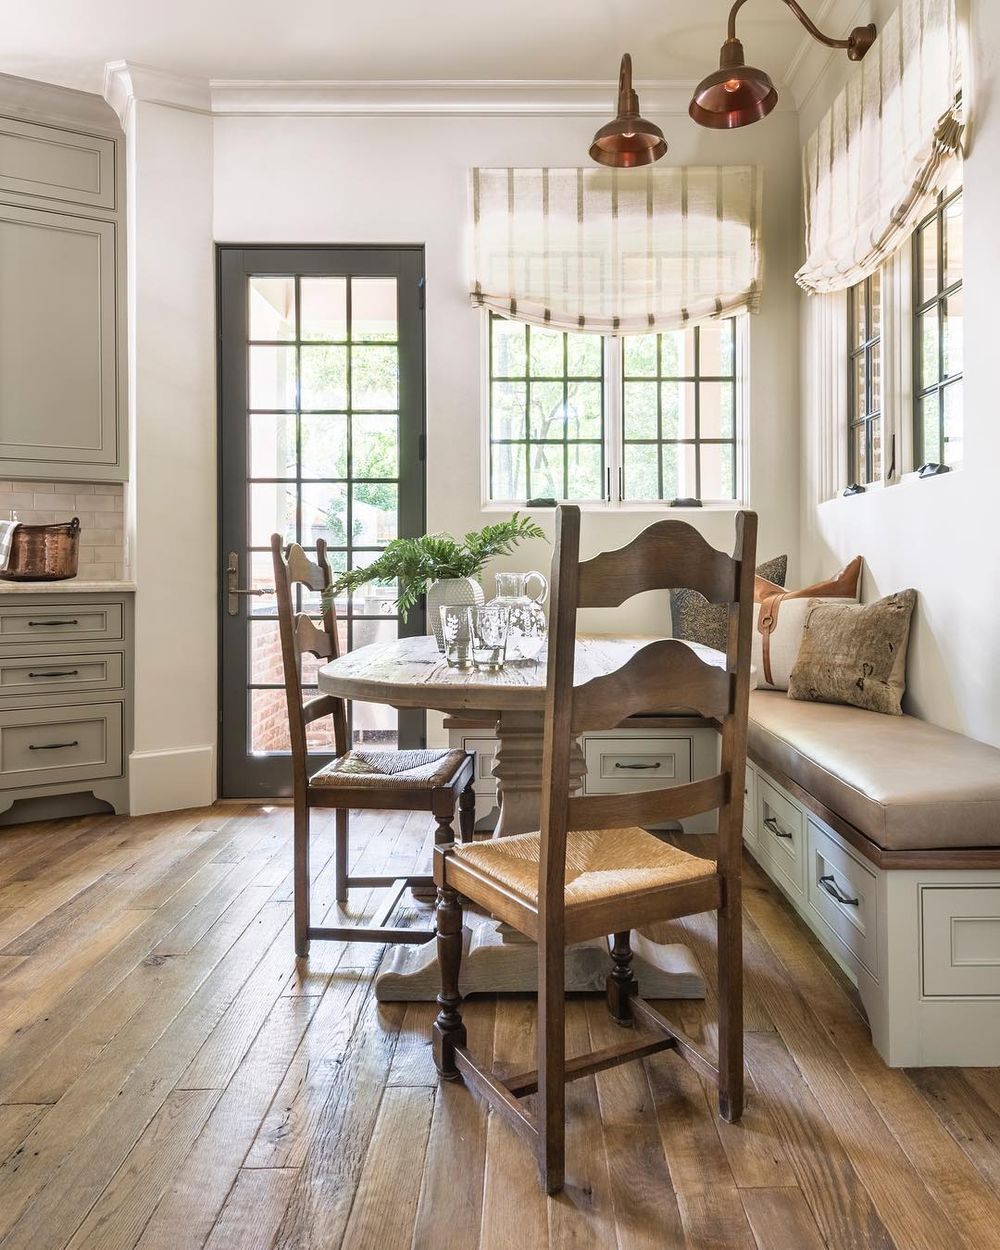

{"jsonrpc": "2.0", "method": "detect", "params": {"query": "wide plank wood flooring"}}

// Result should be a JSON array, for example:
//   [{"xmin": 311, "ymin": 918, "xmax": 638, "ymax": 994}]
[{"xmin": 1, "ymin": 803, "xmax": 999, "ymax": 1249}]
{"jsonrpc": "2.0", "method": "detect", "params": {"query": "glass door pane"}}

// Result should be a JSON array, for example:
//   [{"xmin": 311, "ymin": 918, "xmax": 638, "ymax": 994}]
[{"xmin": 219, "ymin": 247, "xmax": 426, "ymax": 798}]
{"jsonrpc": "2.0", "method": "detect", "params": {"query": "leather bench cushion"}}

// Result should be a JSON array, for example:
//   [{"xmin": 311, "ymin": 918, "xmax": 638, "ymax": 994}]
[{"xmin": 748, "ymin": 690, "xmax": 1000, "ymax": 851}]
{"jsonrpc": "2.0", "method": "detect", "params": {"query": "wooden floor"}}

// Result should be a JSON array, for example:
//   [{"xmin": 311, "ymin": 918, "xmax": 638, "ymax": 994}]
[{"xmin": 1, "ymin": 805, "xmax": 999, "ymax": 1250}]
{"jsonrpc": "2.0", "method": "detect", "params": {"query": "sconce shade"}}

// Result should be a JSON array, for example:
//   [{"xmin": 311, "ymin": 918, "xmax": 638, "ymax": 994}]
[
  {"xmin": 590, "ymin": 53, "xmax": 668, "ymax": 167},
  {"xmin": 689, "ymin": 38, "xmax": 778, "ymax": 129}
]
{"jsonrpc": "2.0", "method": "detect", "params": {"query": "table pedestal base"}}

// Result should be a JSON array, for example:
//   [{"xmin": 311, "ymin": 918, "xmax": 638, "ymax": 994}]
[{"xmin": 374, "ymin": 912, "xmax": 704, "ymax": 1001}]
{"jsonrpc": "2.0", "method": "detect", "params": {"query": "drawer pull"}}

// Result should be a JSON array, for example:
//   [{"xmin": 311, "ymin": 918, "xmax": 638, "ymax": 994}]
[
  {"xmin": 764, "ymin": 815, "xmax": 793, "ymax": 840},
  {"xmin": 819, "ymin": 874, "xmax": 859, "ymax": 906},
  {"xmin": 28, "ymin": 740, "xmax": 79, "ymax": 751},
  {"xmin": 614, "ymin": 761, "xmax": 662, "ymax": 771},
  {"xmin": 28, "ymin": 670, "xmax": 80, "ymax": 679},
  {"xmin": 27, "ymin": 619, "xmax": 79, "ymax": 627}
]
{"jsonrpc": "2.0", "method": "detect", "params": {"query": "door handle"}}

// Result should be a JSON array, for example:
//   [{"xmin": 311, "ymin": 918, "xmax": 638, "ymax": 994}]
[
  {"xmin": 819, "ymin": 873, "xmax": 859, "ymax": 906},
  {"xmin": 226, "ymin": 552, "xmax": 274, "ymax": 616},
  {"xmin": 764, "ymin": 815, "xmax": 793, "ymax": 839}
]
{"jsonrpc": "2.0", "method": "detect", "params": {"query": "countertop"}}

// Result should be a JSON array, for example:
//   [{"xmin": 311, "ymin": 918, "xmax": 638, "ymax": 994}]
[{"xmin": 0, "ymin": 580, "xmax": 136, "ymax": 594}]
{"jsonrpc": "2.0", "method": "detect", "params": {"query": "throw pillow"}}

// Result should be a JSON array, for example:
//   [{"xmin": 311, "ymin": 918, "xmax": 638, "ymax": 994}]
[
  {"xmin": 752, "ymin": 556, "xmax": 864, "ymax": 690},
  {"xmin": 670, "ymin": 554, "xmax": 787, "ymax": 652},
  {"xmin": 788, "ymin": 590, "xmax": 918, "ymax": 716}
]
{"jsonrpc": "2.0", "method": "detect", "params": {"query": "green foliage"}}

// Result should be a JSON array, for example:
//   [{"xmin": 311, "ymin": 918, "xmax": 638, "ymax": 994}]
[{"xmin": 330, "ymin": 513, "xmax": 546, "ymax": 620}]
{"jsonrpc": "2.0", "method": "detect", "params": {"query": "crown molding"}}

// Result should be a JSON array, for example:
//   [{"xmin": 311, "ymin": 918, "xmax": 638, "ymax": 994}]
[
  {"xmin": 0, "ymin": 69, "xmax": 121, "ymax": 135},
  {"xmin": 207, "ymin": 78, "xmax": 710, "ymax": 116},
  {"xmin": 103, "ymin": 60, "xmax": 212, "ymax": 127}
]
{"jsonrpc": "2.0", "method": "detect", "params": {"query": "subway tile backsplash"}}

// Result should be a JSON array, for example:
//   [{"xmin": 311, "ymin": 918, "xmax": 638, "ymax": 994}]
[{"xmin": 0, "ymin": 481, "xmax": 125, "ymax": 581}]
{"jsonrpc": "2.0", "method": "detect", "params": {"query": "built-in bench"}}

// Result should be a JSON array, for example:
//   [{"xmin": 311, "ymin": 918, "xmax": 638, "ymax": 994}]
[{"xmin": 746, "ymin": 690, "xmax": 1000, "ymax": 1067}]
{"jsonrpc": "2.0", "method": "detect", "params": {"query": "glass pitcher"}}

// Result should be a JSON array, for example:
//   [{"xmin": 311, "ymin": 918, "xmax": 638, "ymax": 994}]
[{"xmin": 493, "ymin": 571, "xmax": 548, "ymax": 660}]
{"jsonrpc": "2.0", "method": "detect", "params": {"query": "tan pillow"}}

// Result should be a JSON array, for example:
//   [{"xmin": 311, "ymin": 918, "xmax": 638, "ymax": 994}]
[
  {"xmin": 752, "ymin": 556, "xmax": 864, "ymax": 690},
  {"xmin": 788, "ymin": 590, "xmax": 917, "ymax": 716}
]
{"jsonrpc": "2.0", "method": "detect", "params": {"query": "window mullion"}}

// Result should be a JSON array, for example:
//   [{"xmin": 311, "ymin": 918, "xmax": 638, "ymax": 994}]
[{"xmin": 606, "ymin": 336, "xmax": 623, "ymax": 507}]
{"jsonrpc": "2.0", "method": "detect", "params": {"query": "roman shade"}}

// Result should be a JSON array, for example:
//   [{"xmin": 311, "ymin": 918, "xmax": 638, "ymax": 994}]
[
  {"xmin": 469, "ymin": 166, "xmax": 762, "ymax": 333},
  {"xmin": 796, "ymin": 0, "xmax": 963, "ymax": 294}
]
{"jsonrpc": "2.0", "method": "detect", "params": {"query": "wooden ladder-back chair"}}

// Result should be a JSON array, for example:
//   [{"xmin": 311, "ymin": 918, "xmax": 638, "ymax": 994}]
[
  {"xmin": 270, "ymin": 535, "xmax": 476, "ymax": 957},
  {"xmin": 431, "ymin": 505, "xmax": 757, "ymax": 1193}
]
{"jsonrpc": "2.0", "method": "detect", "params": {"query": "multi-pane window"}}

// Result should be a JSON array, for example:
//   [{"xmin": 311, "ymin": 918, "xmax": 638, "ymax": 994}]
[
  {"xmin": 848, "ymin": 271, "xmax": 883, "ymax": 484},
  {"xmin": 487, "ymin": 312, "xmax": 742, "ymax": 504},
  {"xmin": 622, "ymin": 321, "xmax": 737, "ymax": 502},
  {"xmin": 914, "ymin": 182, "xmax": 963, "ymax": 468},
  {"xmin": 488, "ymin": 316, "xmax": 605, "ymax": 502}
]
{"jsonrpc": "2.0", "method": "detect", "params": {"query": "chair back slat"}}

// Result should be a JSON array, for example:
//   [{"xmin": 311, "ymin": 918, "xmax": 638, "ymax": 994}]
[
  {"xmin": 271, "ymin": 535, "xmax": 348, "ymax": 792},
  {"xmin": 566, "ymin": 774, "xmax": 729, "ymax": 833},
  {"xmin": 577, "ymin": 521, "xmax": 737, "ymax": 607},
  {"xmin": 538, "ymin": 506, "xmax": 757, "ymax": 927},
  {"xmin": 571, "ymin": 640, "xmax": 732, "ymax": 732}
]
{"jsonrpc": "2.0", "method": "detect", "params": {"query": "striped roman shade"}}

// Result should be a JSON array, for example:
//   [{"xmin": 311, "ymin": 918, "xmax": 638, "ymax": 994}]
[
  {"xmin": 796, "ymin": 0, "xmax": 963, "ymax": 294},
  {"xmin": 469, "ymin": 166, "xmax": 762, "ymax": 334}
]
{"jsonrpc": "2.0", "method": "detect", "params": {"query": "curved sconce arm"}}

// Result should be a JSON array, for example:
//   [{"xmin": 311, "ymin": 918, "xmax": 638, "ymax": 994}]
[{"xmin": 726, "ymin": 0, "xmax": 877, "ymax": 61}]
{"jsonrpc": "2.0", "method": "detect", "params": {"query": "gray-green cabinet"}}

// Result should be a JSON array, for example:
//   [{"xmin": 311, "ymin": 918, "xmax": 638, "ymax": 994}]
[{"xmin": 0, "ymin": 86, "xmax": 126, "ymax": 482}]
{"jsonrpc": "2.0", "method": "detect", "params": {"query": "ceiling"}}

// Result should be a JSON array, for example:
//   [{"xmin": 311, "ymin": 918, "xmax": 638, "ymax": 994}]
[{"xmin": 0, "ymin": 0, "xmax": 813, "ymax": 98}]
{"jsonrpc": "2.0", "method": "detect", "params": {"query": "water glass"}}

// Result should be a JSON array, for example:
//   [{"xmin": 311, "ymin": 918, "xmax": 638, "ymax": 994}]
[
  {"xmin": 469, "ymin": 604, "xmax": 511, "ymax": 672},
  {"xmin": 439, "ymin": 604, "xmax": 473, "ymax": 669}
]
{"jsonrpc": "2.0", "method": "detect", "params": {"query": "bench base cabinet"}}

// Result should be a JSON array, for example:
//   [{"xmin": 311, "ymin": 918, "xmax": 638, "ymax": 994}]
[
  {"xmin": 0, "ymin": 592, "xmax": 132, "ymax": 823},
  {"xmin": 746, "ymin": 760, "xmax": 1000, "ymax": 1067}
]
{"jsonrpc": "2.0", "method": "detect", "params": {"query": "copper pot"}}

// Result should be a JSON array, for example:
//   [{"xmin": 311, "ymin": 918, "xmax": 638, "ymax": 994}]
[{"xmin": 1, "ymin": 518, "xmax": 81, "ymax": 581}]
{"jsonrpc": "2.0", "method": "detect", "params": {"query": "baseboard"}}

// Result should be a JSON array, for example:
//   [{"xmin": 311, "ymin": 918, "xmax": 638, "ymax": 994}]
[{"xmin": 128, "ymin": 744, "xmax": 216, "ymax": 815}]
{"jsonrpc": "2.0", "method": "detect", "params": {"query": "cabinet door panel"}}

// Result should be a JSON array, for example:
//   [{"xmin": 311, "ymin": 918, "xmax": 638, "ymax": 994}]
[
  {"xmin": 0, "ymin": 116, "xmax": 116, "ymax": 210},
  {"xmin": 0, "ymin": 205, "xmax": 119, "ymax": 470}
]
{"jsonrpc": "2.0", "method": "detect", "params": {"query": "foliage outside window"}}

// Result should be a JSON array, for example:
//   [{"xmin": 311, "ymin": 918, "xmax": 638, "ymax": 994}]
[
  {"xmin": 914, "ymin": 182, "xmax": 963, "ymax": 468},
  {"xmin": 848, "ymin": 271, "xmax": 883, "ymax": 485},
  {"xmin": 487, "ymin": 313, "xmax": 741, "ymax": 505}
]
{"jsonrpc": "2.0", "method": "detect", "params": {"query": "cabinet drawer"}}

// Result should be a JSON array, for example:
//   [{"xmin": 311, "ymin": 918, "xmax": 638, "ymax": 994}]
[
  {"xmin": 0, "ymin": 651, "xmax": 123, "ymax": 697},
  {"xmin": 921, "ymin": 887, "xmax": 1000, "ymax": 998},
  {"xmin": 0, "ymin": 602, "xmax": 124, "ymax": 647},
  {"xmin": 808, "ymin": 820, "xmax": 879, "ymax": 977},
  {"xmin": 583, "ymin": 736, "xmax": 691, "ymax": 794},
  {"xmin": 0, "ymin": 702, "xmax": 123, "ymax": 789},
  {"xmin": 757, "ymin": 776, "xmax": 805, "ymax": 897},
  {"xmin": 463, "ymin": 736, "xmax": 498, "ymax": 794}
]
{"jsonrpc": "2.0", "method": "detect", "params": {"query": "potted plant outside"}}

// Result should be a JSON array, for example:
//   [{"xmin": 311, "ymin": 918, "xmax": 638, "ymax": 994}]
[{"xmin": 331, "ymin": 514, "xmax": 546, "ymax": 650}]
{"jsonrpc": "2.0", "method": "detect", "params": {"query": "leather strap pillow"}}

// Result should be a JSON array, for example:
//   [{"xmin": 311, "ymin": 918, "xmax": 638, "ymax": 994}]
[{"xmin": 752, "ymin": 557, "xmax": 863, "ymax": 690}]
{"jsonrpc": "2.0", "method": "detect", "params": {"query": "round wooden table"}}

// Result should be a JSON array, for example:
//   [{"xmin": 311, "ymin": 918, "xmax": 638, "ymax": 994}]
[{"xmin": 318, "ymin": 633, "xmax": 722, "ymax": 1001}]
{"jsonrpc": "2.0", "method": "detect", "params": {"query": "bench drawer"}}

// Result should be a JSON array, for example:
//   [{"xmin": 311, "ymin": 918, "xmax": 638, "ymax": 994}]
[
  {"xmin": 742, "ymin": 764, "xmax": 757, "ymax": 844},
  {"xmin": 0, "ymin": 652, "xmax": 124, "ymax": 698},
  {"xmin": 808, "ymin": 820, "xmax": 879, "ymax": 977},
  {"xmin": 0, "ymin": 602, "xmax": 124, "ymax": 647},
  {"xmin": 921, "ymin": 887, "xmax": 1000, "ymax": 998},
  {"xmin": 758, "ymin": 776, "xmax": 805, "ymax": 897},
  {"xmin": 583, "ymin": 736, "xmax": 691, "ymax": 794},
  {"xmin": 0, "ymin": 702, "xmax": 123, "ymax": 789},
  {"xmin": 462, "ymin": 736, "xmax": 498, "ymax": 795}
]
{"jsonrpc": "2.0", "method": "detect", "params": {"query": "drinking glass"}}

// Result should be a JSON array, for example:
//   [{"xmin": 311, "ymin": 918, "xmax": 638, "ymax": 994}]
[
  {"xmin": 469, "ymin": 604, "xmax": 511, "ymax": 672},
  {"xmin": 439, "ymin": 604, "xmax": 473, "ymax": 669}
]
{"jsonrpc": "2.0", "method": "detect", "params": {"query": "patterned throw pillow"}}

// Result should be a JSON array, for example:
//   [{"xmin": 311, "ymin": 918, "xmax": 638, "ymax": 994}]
[
  {"xmin": 788, "ymin": 590, "xmax": 917, "ymax": 716},
  {"xmin": 670, "ymin": 555, "xmax": 787, "ymax": 652}
]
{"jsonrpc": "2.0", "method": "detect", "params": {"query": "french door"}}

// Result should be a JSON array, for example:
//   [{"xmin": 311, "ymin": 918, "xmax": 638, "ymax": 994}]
[{"xmin": 218, "ymin": 246, "xmax": 426, "ymax": 798}]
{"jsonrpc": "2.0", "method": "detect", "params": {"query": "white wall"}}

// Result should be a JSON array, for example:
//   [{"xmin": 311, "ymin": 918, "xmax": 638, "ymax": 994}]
[
  {"xmin": 125, "ymin": 99, "xmax": 218, "ymax": 811},
  {"xmin": 212, "ymin": 108, "xmax": 803, "ymax": 626},
  {"xmin": 798, "ymin": 0, "xmax": 1000, "ymax": 747}
]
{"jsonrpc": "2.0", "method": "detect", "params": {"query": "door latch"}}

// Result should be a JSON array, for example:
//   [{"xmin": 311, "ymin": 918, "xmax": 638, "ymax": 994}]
[{"xmin": 226, "ymin": 552, "xmax": 274, "ymax": 616}]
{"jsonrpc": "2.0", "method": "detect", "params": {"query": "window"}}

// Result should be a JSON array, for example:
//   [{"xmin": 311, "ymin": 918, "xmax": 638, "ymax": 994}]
[
  {"xmin": 486, "ymin": 313, "xmax": 743, "ymax": 505},
  {"xmin": 847, "ymin": 271, "xmax": 883, "ymax": 485},
  {"xmin": 913, "ymin": 183, "xmax": 963, "ymax": 469}
]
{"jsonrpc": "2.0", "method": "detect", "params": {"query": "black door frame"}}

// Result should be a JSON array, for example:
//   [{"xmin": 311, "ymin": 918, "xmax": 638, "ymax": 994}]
[{"xmin": 217, "ymin": 243, "xmax": 427, "ymax": 798}]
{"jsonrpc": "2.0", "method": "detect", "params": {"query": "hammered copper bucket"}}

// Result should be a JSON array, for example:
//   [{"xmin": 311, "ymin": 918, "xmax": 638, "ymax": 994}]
[{"xmin": 1, "ymin": 518, "xmax": 81, "ymax": 581}]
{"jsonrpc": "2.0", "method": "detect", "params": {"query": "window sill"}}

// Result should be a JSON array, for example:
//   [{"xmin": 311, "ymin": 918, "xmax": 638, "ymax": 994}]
[{"xmin": 481, "ymin": 500, "xmax": 748, "ymax": 515}]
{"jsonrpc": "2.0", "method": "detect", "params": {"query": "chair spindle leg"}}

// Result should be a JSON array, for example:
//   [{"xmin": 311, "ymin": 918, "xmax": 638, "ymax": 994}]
[
  {"xmin": 459, "ymin": 781, "xmax": 476, "ymax": 844},
  {"xmin": 293, "ymin": 798, "xmax": 310, "ymax": 958},
  {"xmin": 334, "ymin": 808, "xmax": 348, "ymax": 904},
  {"xmin": 432, "ymin": 886, "xmax": 466, "ymax": 1079},
  {"xmin": 717, "ymin": 881, "xmax": 745, "ymax": 1123},
  {"xmin": 606, "ymin": 930, "xmax": 638, "ymax": 1026}
]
